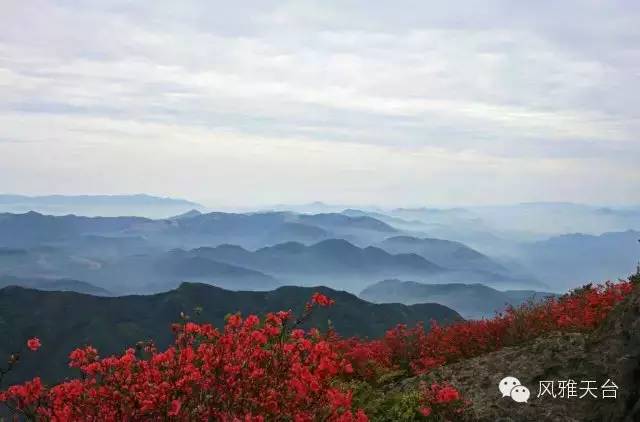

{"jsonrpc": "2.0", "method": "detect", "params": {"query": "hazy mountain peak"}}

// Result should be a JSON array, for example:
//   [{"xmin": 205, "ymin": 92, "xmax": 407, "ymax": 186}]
[
  {"xmin": 263, "ymin": 241, "xmax": 307, "ymax": 253},
  {"xmin": 170, "ymin": 209, "xmax": 202, "ymax": 220},
  {"xmin": 360, "ymin": 279, "xmax": 555, "ymax": 319},
  {"xmin": 211, "ymin": 244, "xmax": 250, "ymax": 253},
  {"xmin": 384, "ymin": 235, "xmax": 425, "ymax": 244},
  {"xmin": 0, "ymin": 194, "xmax": 203, "ymax": 218},
  {"xmin": 310, "ymin": 238, "xmax": 358, "ymax": 251}
]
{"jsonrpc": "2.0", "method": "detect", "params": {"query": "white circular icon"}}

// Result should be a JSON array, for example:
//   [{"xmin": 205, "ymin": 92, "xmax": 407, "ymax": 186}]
[
  {"xmin": 498, "ymin": 376, "xmax": 521, "ymax": 397},
  {"xmin": 510, "ymin": 385, "xmax": 530, "ymax": 403},
  {"xmin": 498, "ymin": 376, "xmax": 530, "ymax": 403}
]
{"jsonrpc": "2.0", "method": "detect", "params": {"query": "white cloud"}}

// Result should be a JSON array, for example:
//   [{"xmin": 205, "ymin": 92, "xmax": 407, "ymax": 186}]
[{"xmin": 0, "ymin": 1, "xmax": 638, "ymax": 206}]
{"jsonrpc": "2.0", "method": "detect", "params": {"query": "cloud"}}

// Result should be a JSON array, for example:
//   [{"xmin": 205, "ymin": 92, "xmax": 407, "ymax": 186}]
[{"xmin": 0, "ymin": 0, "xmax": 638, "ymax": 206}]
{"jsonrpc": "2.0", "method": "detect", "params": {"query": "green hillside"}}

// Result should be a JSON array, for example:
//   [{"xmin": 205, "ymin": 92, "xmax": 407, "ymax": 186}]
[{"xmin": 0, "ymin": 283, "xmax": 461, "ymax": 385}]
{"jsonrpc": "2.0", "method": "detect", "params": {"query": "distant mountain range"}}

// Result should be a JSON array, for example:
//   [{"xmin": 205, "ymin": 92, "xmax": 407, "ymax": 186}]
[
  {"xmin": 517, "ymin": 229, "xmax": 640, "ymax": 290},
  {"xmin": 0, "ymin": 212, "xmax": 152, "ymax": 248},
  {"xmin": 0, "ymin": 210, "xmax": 546, "ymax": 294},
  {"xmin": 0, "ymin": 244, "xmax": 281, "ymax": 294},
  {"xmin": 342, "ymin": 209, "xmax": 428, "ymax": 230},
  {"xmin": 0, "ymin": 210, "xmax": 397, "ymax": 251},
  {"xmin": 376, "ymin": 236, "xmax": 507, "ymax": 274},
  {"xmin": 386, "ymin": 202, "xmax": 640, "ymax": 236},
  {"xmin": 0, "ymin": 275, "xmax": 110, "ymax": 296},
  {"xmin": 0, "ymin": 211, "xmax": 410, "ymax": 295},
  {"xmin": 182, "ymin": 239, "xmax": 442, "ymax": 292},
  {"xmin": 0, "ymin": 194, "xmax": 203, "ymax": 218},
  {"xmin": 468, "ymin": 203, "xmax": 640, "ymax": 237},
  {"xmin": 163, "ymin": 211, "xmax": 398, "ymax": 249},
  {"xmin": 0, "ymin": 204, "xmax": 636, "ymax": 296},
  {"xmin": 360, "ymin": 279, "xmax": 556, "ymax": 319},
  {"xmin": 0, "ymin": 238, "xmax": 541, "ymax": 296},
  {"xmin": 3, "ymin": 197, "xmax": 637, "ymax": 239},
  {"xmin": 0, "ymin": 283, "xmax": 462, "ymax": 385},
  {"xmin": 353, "ymin": 203, "xmax": 640, "ymax": 258}
]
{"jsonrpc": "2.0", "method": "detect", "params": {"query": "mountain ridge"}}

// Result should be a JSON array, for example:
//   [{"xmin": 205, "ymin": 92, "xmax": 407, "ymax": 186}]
[
  {"xmin": 360, "ymin": 279, "xmax": 556, "ymax": 319},
  {"xmin": 0, "ymin": 282, "xmax": 462, "ymax": 385}
]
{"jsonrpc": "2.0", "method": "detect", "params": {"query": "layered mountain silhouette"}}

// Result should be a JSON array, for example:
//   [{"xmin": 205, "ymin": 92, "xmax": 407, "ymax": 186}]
[
  {"xmin": 518, "ymin": 229, "xmax": 640, "ymax": 290},
  {"xmin": 341, "ymin": 208, "xmax": 428, "ymax": 230},
  {"xmin": 360, "ymin": 279, "xmax": 555, "ymax": 319},
  {"xmin": 373, "ymin": 235, "xmax": 546, "ymax": 288},
  {"xmin": 0, "ymin": 211, "xmax": 151, "ymax": 248},
  {"xmin": 0, "ymin": 210, "xmax": 397, "ymax": 251},
  {"xmin": 164, "ymin": 211, "xmax": 398, "ymax": 248},
  {"xmin": 181, "ymin": 239, "xmax": 443, "ymax": 292},
  {"xmin": 0, "ymin": 283, "xmax": 462, "ymax": 385},
  {"xmin": 376, "ymin": 235, "xmax": 507, "ymax": 273},
  {"xmin": 4, "ymin": 209, "xmax": 633, "ymax": 297},
  {"xmin": 0, "ymin": 275, "xmax": 111, "ymax": 296},
  {"xmin": 298, "ymin": 213, "xmax": 397, "ymax": 233},
  {"xmin": 0, "ymin": 242, "xmax": 279, "ymax": 294},
  {"xmin": 0, "ymin": 194, "xmax": 202, "ymax": 218},
  {"xmin": 0, "ymin": 227, "xmax": 545, "ymax": 295}
]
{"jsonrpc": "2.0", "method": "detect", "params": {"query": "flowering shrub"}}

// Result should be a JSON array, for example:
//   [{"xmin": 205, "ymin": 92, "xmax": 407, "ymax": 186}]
[
  {"xmin": 0, "ymin": 280, "xmax": 634, "ymax": 421},
  {"xmin": 0, "ymin": 294, "xmax": 366, "ymax": 421},
  {"xmin": 417, "ymin": 382, "xmax": 468, "ymax": 421},
  {"xmin": 0, "ymin": 339, "xmax": 44, "ymax": 419},
  {"xmin": 338, "ymin": 280, "xmax": 634, "ymax": 377}
]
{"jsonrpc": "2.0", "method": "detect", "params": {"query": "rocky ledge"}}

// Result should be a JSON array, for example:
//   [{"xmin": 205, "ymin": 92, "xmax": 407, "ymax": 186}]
[{"xmin": 388, "ymin": 282, "xmax": 640, "ymax": 421}]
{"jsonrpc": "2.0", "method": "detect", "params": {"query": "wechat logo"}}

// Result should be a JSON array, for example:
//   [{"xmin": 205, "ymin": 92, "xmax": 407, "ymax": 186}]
[{"xmin": 499, "ymin": 376, "xmax": 530, "ymax": 403}]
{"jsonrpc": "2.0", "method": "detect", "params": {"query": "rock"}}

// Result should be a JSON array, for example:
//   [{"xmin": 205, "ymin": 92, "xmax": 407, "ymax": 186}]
[
  {"xmin": 387, "ymin": 284, "xmax": 640, "ymax": 421},
  {"xmin": 588, "ymin": 283, "xmax": 640, "ymax": 421}
]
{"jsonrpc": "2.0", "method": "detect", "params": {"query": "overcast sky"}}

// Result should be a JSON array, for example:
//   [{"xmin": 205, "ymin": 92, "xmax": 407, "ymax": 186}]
[{"xmin": 1, "ymin": 1, "xmax": 639, "ymax": 207}]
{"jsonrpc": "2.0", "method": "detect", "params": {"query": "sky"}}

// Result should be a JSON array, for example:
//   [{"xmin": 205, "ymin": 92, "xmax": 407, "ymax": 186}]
[{"xmin": 1, "ymin": 1, "xmax": 639, "ymax": 208}]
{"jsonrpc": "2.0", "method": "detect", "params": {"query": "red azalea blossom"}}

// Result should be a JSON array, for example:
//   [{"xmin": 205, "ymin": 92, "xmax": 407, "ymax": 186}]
[
  {"xmin": 418, "ymin": 382, "xmax": 467, "ymax": 419},
  {"xmin": 26, "ymin": 338, "xmax": 41, "ymax": 352},
  {"xmin": 0, "ymin": 282, "xmax": 634, "ymax": 421},
  {"xmin": 311, "ymin": 292, "xmax": 335, "ymax": 307},
  {"xmin": 336, "ymin": 280, "xmax": 634, "ymax": 379},
  {"xmin": 168, "ymin": 399, "xmax": 181, "ymax": 416},
  {"xmin": 0, "ymin": 293, "xmax": 366, "ymax": 421},
  {"xmin": 435, "ymin": 385, "xmax": 460, "ymax": 403},
  {"xmin": 419, "ymin": 406, "xmax": 432, "ymax": 416}
]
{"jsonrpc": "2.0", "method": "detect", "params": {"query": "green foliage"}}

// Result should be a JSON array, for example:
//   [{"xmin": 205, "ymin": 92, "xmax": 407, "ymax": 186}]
[
  {"xmin": 376, "ymin": 369, "xmax": 408, "ymax": 386},
  {"xmin": 342, "ymin": 380, "xmax": 424, "ymax": 421}
]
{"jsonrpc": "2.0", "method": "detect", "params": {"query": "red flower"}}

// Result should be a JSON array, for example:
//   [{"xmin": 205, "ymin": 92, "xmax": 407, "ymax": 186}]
[
  {"xmin": 311, "ymin": 293, "xmax": 335, "ymax": 307},
  {"xmin": 435, "ymin": 385, "xmax": 460, "ymax": 403},
  {"xmin": 26, "ymin": 337, "xmax": 41, "ymax": 352},
  {"xmin": 417, "ymin": 383, "xmax": 466, "ymax": 419},
  {"xmin": 168, "ymin": 399, "xmax": 181, "ymax": 416},
  {"xmin": 0, "ymin": 280, "xmax": 632, "ymax": 421}
]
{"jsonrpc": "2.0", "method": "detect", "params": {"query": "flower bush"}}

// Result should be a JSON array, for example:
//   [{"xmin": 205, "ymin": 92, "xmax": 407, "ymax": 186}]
[
  {"xmin": 0, "ymin": 280, "xmax": 634, "ymax": 421},
  {"xmin": 0, "ymin": 294, "xmax": 366, "ymax": 421},
  {"xmin": 338, "ymin": 280, "xmax": 634, "ymax": 377},
  {"xmin": 417, "ymin": 382, "xmax": 468, "ymax": 421}
]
